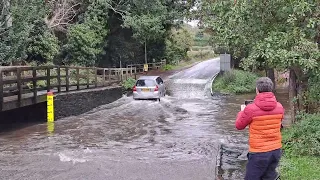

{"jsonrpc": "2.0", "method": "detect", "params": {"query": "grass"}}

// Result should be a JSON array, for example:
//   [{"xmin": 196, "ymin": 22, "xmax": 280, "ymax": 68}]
[
  {"xmin": 279, "ymin": 156, "xmax": 320, "ymax": 180},
  {"xmin": 279, "ymin": 113, "xmax": 320, "ymax": 180},
  {"xmin": 212, "ymin": 69, "xmax": 259, "ymax": 94}
]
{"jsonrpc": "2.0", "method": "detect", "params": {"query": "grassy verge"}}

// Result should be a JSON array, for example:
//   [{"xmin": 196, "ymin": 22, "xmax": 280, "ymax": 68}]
[
  {"xmin": 280, "ymin": 156, "xmax": 320, "ymax": 180},
  {"xmin": 212, "ymin": 69, "xmax": 259, "ymax": 94},
  {"xmin": 280, "ymin": 113, "xmax": 320, "ymax": 180}
]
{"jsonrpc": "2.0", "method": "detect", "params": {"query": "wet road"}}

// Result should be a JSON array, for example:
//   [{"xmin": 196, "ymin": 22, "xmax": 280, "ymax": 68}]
[{"xmin": 0, "ymin": 57, "xmax": 288, "ymax": 180}]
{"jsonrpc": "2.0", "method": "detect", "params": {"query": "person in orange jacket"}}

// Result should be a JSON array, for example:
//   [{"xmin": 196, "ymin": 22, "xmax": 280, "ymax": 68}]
[{"xmin": 235, "ymin": 77, "xmax": 284, "ymax": 180}]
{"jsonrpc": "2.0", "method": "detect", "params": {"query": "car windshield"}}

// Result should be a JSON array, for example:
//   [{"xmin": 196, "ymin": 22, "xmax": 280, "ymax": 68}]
[{"xmin": 136, "ymin": 79, "xmax": 156, "ymax": 87}]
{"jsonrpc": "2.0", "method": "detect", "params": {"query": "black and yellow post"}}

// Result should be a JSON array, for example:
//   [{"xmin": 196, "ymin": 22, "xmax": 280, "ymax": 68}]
[{"xmin": 47, "ymin": 91, "xmax": 55, "ymax": 135}]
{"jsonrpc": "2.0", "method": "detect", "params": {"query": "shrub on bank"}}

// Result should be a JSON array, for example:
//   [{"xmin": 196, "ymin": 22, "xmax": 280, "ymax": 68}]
[
  {"xmin": 163, "ymin": 64, "xmax": 175, "ymax": 71},
  {"xmin": 282, "ymin": 113, "xmax": 320, "ymax": 156},
  {"xmin": 122, "ymin": 78, "xmax": 136, "ymax": 90},
  {"xmin": 212, "ymin": 70, "xmax": 259, "ymax": 94},
  {"xmin": 280, "ymin": 113, "xmax": 320, "ymax": 179}
]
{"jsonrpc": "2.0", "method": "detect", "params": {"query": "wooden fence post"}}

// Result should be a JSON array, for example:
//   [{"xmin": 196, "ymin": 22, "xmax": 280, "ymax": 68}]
[
  {"xmin": 32, "ymin": 67, "xmax": 37, "ymax": 103},
  {"xmin": 66, "ymin": 67, "xmax": 69, "ymax": 92},
  {"xmin": 17, "ymin": 68, "xmax": 22, "ymax": 107},
  {"xmin": 57, "ymin": 67, "xmax": 61, "ymax": 93},
  {"xmin": 46, "ymin": 67, "xmax": 51, "ymax": 92},
  {"xmin": 0, "ymin": 69, "xmax": 3, "ymax": 111},
  {"xmin": 76, "ymin": 68, "xmax": 80, "ymax": 90},
  {"xmin": 102, "ymin": 69, "xmax": 106, "ymax": 86},
  {"xmin": 86, "ymin": 69, "xmax": 90, "ymax": 89},
  {"xmin": 95, "ymin": 68, "xmax": 98, "ymax": 87}
]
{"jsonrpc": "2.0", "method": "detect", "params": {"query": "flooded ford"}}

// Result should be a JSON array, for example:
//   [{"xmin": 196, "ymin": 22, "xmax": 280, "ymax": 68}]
[{"xmin": 0, "ymin": 58, "xmax": 289, "ymax": 180}]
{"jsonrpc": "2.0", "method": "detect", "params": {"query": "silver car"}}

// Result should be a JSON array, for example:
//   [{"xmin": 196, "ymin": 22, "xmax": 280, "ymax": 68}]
[{"xmin": 133, "ymin": 76, "xmax": 166, "ymax": 101}]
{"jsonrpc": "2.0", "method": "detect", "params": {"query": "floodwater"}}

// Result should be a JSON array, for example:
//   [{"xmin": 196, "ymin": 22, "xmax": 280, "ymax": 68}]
[{"xmin": 0, "ymin": 58, "xmax": 290, "ymax": 180}]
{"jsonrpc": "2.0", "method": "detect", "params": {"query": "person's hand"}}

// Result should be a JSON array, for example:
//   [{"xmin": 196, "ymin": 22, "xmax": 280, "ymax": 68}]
[{"xmin": 241, "ymin": 104, "xmax": 246, "ymax": 111}]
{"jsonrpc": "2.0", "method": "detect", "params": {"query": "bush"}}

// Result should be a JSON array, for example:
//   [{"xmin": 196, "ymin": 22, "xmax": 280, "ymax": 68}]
[
  {"xmin": 163, "ymin": 64, "xmax": 174, "ymax": 70},
  {"xmin": 212, "ymin": 70, "xmax": 259, "ymax": 94},
  {"xmin": 282, "ymin": 113, "xmax": 320, "ymax": 157},
  {"xmin": 122, "ymin": 78, "xmax": 136, "ymax": 90}
]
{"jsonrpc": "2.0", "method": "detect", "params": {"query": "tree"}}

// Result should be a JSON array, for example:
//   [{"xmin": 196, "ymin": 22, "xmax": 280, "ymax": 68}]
[
  {"xmin": 123, "ymin": 0, "xmax": 167, "ymax": 64},
  {"xmin": 0, "ymin": 0, "xmax": 53, "ymax": 64},
  {"xmin": 165, "ymin": 26, "xmax": 193, "ymax": 64},
  {"xmin": 199, "ymin": 0, "xmax": 320, "ymax": 122},
  {"xmin": 62, "ymin": 0, "xmax": 109, "ymax": 66}
]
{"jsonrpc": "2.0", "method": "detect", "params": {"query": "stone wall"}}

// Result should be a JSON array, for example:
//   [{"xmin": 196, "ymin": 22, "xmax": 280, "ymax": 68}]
[
  {"xmin": 54, "ymin": 86, "xmax": 123, "ymax": 119},
  {"xmin": 0, "ymin": 86, "xmax": 123, "ymax": 126}
]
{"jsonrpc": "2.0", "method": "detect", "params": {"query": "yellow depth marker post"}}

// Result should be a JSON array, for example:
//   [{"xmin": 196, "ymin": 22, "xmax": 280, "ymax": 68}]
[
  {"xmin": 47, "ymin": 91, "xmax": 54, "ymax": 122},
  {"xmin": 47, "ymin": 91, "xmax": 55, "ymax": 135},
  {"xmin": 143, "ymin": 64, "xmax": 148, "ymax": 72}
]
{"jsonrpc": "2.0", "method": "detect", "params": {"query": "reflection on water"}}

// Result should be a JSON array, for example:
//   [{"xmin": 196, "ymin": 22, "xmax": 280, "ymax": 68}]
[{"xmin": 47, "ymin": 122, "xmax": 55, "ymax": 136}]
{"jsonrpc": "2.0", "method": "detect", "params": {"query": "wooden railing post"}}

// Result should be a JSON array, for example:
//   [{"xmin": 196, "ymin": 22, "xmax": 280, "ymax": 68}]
[
  {"xmin": 57, "ymin": 67, "xmax": 61, "ymax": 93},
  {"xmin": 17, "ymin": 68, "xmax": 22, "ymax": 107},
  {"xmin": 66, "ymin": 67, "xmax": 69, "ymax": 92},
  {"xmin": 94, "ymin": 68, "xmax": 98, "ymax": 87},
  {"xmin": 76, "ymin": 68, "xmax": 80, "ymax": 90},
  {"xmin": 32, "ymin": 67, "xmax": 37, "ymax": 103},
  {"xmin": 108, "ymin": 69, "xmax": 111, "ymax": 82},
  {"xmin": 120, "ymin": 69, "xmax": 123, "ymax": 82},
  {"xmin": 46, "ymin": 67, "xmax": 51, "ymax": 92},
  {"xmin": 86, "ymin": 69, "xmax": 90, "ymax": 89},
  {"xmin": 0, "ymin": 69, "xmax": 3, "ymax": 111},
  {"xmin": 102, "ymin": 68, "xmax": 106, "ymax": 86}
]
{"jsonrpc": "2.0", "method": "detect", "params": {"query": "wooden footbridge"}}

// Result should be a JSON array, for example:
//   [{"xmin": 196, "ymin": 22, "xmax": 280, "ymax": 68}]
[{"xmin": 0, "ymin": 60, "xmax": 166, "ymax": 112}]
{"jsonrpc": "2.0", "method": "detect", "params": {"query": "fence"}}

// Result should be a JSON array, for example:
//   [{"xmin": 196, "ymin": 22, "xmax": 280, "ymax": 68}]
[
  {"xmin": 0, "ymin": 66, "xmax": 136, "ymax": 111},
  {"xmin": 127, "ymin": 60, "xmax": 166, "ymax": 73}
]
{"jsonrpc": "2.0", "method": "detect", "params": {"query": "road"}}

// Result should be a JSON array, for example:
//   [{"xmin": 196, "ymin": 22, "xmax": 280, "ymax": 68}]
[{"xmin": 0, "ymin": 58, "xmax": 250, "ymax": 180}]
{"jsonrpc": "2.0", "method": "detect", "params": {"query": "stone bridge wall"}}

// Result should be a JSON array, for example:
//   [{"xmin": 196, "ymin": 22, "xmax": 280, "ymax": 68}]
[{"xmin": 0, "ymin": 86, "xmax": 123, "ymax": 124}]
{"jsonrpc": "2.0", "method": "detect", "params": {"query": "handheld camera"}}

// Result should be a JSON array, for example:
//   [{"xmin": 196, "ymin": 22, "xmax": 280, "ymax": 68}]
[{"xmin": 244, "ymin": 100, "xmax": 254, "ymax": 106}]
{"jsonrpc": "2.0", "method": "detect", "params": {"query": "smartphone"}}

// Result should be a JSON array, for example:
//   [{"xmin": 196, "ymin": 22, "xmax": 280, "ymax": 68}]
[{"xmin": 244, "ymin": 100, "xmax": 254, "ymax": 106}]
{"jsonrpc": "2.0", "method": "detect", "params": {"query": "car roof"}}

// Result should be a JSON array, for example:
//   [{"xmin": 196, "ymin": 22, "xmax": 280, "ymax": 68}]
[{"xmin": 137, "ymin": 76, "xmax": 159, "ymax": 80}]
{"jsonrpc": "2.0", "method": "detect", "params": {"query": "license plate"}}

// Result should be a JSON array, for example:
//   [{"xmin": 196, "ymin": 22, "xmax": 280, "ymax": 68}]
[{"xmin": 142, "ymin": 88, "xmax": 150, "ymax": 92}]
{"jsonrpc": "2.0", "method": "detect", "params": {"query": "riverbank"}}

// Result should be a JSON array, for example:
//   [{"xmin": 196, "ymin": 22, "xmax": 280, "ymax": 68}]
[
  {"xmin": 212, "ymin": 69, "xmax": 320, "ymax": 179},
  {"xmin": 279, "ymin": 113, "xmax": 320, "ymax": 179},
  {"xmin": 212, "ymin": 69, "xmax": 259, "ymax": 94}
]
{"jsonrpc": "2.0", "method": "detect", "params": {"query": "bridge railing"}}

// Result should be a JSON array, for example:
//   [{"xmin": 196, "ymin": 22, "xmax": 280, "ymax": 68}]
[{"xmin": 0, "ymin": 66, "xmax": 136, "ymax": 111}]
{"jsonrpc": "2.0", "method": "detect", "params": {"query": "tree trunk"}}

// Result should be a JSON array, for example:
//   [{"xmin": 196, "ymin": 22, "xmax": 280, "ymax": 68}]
[
  {"xmin": 266, "ymin": 68, "xmax": 276, "ymax": 91},
  {"xmin": 289, "ymin": 68, "xmax": 297, "ymax": 124},
  {"xmin": 294, "ymin": 68, "xmax": 309, "ymax": 113}
]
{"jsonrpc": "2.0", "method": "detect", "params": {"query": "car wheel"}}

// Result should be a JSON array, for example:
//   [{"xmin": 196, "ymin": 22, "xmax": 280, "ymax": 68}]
[{"xmin": 157, "ymin": 98, "xmax": 160, "ymax": 102}]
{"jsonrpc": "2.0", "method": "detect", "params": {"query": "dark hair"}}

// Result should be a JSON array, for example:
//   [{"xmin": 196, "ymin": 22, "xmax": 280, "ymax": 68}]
[{"xmin": 256, "ymin": 77, "xmax": 274, "ymax": 93}]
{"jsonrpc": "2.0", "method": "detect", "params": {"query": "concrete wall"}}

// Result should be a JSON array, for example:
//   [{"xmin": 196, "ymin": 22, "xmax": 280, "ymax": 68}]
[{"xmin": 0, "ymin": 86, "xmax": 123, "ymax": 126}]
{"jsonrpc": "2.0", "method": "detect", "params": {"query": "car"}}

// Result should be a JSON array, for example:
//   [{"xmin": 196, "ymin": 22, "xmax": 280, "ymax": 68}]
[{"xmin": 132, "ymin": 76, "xmax": 166, "ymax": 101}]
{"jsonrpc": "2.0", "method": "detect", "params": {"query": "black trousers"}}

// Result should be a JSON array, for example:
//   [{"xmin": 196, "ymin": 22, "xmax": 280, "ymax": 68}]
[{"xmin": 245, "ymin": 149, "xmax": 282, "ymax": 180}]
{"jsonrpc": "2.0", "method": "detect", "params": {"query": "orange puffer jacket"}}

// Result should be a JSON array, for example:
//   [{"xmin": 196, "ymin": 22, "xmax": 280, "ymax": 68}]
[{"xmin": 235, "ymin": 92, "xmax": 285, "ymax": 153}]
